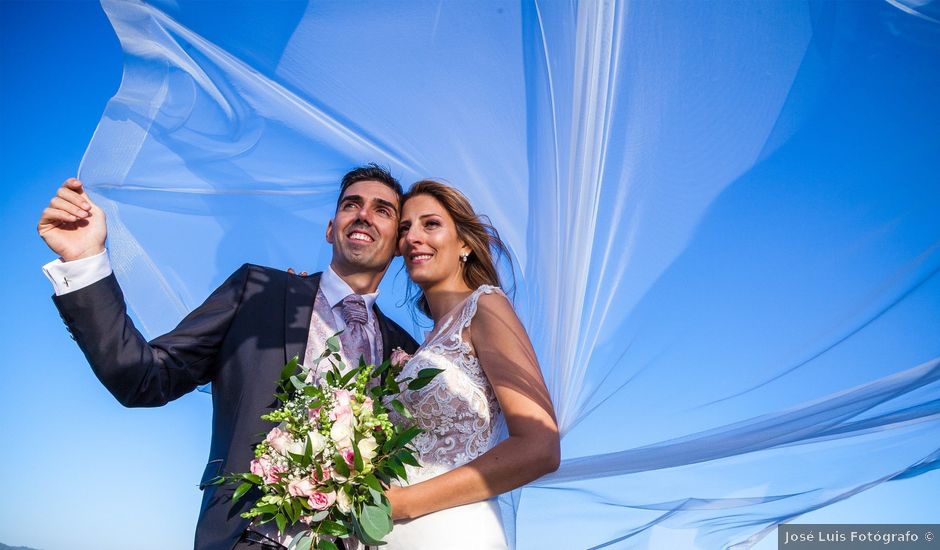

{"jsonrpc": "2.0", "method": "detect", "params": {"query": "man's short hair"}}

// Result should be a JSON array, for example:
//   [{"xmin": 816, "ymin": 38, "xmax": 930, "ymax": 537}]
[{"xmin": 337, "ymin": 164, "xmax": 403, "ymax": 210}]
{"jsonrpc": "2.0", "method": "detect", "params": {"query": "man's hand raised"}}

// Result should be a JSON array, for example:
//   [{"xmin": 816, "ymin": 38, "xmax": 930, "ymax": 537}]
[{"xmin": 38, "ymin": 178, "xmax": 107, "ymax": 261}]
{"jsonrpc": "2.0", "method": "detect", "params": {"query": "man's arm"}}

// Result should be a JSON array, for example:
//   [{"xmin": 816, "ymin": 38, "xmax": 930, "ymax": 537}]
[
  {"xmin": 39, "ymin": 178, "xmax": 248, "ymax": 407},
  {"xmin": 53, "ymin": 266, "xmax": 250, "ymax": 407}
]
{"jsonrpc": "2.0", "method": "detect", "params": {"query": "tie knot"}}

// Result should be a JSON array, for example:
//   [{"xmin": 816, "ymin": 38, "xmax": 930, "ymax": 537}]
[{"xmin": 340, "ymin": 294, "xmax": 368, "ymax": 326}]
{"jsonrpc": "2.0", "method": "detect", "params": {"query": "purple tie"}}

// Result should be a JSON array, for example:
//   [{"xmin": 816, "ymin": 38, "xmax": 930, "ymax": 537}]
[{"xmin": 339, "ymin": 294, "xmax": 371, "ymax": 366}]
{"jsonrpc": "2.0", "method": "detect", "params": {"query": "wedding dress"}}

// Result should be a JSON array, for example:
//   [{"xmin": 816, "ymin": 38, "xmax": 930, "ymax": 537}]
[{"xmin": 384, "ymin": 285, "xmax": 508, "ymax": 549}]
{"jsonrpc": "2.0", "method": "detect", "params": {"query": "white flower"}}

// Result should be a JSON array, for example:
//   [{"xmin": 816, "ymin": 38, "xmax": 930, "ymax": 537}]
[
  {"xmin": 287, "ymin": 439, "xmax": 305, "ymax": 456},
  {"xmin": 336, "ymin": 488, "xmax": 353, "ymax": 514},
  {"xmin": 330, "ymin": 415, "xmax": 355, "ymax": 448},
  {"xmin": 357, "ymin": 436, "xmax": 379, "ymax": 466},
  {"xmin": 308, "ymin": 431, "xmax": 328, "ymax": 455}
]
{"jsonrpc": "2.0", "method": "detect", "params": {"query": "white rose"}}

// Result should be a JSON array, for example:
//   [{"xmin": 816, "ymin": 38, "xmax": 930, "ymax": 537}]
[
  {"xmin": 308, "ymin": 431, "xmax": 328, "ymax": 455},
  {"xmin": 287, "ymin": 439, "xmax": 306, "ymax": 456},
  {"xmin": 330, "ymin": 416, "xmax": 354, "ymax": 448},
  {"xmin": 357, "ymin": 436, "xmax": 379, "ymax": 466},
  {"xmin": 336, "ymin": 489, "xmax": 353, "ymax": 514}
]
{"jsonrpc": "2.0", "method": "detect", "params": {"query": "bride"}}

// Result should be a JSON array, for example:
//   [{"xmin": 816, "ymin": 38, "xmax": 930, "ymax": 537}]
[{"xmin": 383, "ymin": 180, "xmax": 560, "ymax": 548}]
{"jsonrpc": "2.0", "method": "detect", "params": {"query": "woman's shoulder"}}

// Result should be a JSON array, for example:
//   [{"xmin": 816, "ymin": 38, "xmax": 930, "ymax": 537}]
[{"xmin": 464, "ymin": 285, "xmax": 514, "ymax": 326}]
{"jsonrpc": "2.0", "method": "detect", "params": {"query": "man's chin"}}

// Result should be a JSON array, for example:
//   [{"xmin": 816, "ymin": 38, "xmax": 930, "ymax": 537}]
[{"xmin": 337, "ymin": 254, "xmax": 392, "ymax": 273}]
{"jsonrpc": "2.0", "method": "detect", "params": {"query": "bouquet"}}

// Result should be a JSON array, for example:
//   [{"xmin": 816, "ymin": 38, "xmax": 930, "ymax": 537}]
[{"xmin": 217, "ymin": 335, "xmax": 436, "ymax": 550}]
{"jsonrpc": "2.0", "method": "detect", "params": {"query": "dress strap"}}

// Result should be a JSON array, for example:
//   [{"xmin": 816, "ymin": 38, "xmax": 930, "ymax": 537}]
[{"xmin": 456, "ymin": 285, "xmax": 504, "ymax": 332}]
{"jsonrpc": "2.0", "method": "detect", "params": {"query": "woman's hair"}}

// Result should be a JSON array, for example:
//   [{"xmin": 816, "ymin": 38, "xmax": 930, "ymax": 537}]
[{"xmin": 402, "ymin": 180, "xmax": 514, "ymax": 318}]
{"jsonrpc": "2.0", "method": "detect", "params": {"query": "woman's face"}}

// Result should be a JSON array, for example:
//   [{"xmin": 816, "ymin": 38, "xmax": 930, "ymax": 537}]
[{"xmin": 398, "ymin": 194, "xmax": 470, "ymax": 292}]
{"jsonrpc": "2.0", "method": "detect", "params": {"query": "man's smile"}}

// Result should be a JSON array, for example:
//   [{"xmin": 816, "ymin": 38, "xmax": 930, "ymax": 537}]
[{"xmin": 347, "ymin": 229, "xmax": 375, "ymax": 243}]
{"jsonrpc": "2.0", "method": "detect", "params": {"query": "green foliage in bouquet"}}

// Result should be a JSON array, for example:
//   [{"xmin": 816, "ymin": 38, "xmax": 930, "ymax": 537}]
[{"xmin": 214, "ymin": 334, "xmax": 440, "ymax": 549}]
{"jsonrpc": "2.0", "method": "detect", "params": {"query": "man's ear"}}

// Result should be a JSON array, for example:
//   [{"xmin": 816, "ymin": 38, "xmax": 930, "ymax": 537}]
[{"xmin": 325, "ymin": 219, "xmax": 335, "ymax": 244}]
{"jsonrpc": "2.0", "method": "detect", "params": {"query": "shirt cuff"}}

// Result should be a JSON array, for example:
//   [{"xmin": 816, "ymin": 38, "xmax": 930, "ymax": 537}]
[{"xmin": 42, "ymin": 249, "xmax": 112, "ymax": 296}]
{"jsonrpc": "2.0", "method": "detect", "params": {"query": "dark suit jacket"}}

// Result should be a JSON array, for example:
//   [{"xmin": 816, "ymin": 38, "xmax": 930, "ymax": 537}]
[{"xmin": 53, "ymin": 264, "xmax": 419, "ymax": 550}]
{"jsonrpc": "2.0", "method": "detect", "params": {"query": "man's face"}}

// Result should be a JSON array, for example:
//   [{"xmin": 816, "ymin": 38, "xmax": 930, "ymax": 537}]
[{"xmin": 326, "ymin": 180, "xmax": 400, "ymax": 277}]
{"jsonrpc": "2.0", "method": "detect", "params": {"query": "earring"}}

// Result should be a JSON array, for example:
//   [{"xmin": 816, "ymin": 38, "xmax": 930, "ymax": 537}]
[{"xmin": 460, "ymin": 253, "xmax": 469, "ymax": 263}]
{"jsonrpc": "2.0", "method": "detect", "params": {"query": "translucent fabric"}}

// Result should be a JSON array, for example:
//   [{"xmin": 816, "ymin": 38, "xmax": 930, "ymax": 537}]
[{"xmin": 81, "ymin": 0, "xmax": 940, "ymax": 548}]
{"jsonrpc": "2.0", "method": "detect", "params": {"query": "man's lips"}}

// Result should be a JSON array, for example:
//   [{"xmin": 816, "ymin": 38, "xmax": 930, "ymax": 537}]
[{"xmin": 347, "ymin": 230, "xmax": 374, "ymax": 243}]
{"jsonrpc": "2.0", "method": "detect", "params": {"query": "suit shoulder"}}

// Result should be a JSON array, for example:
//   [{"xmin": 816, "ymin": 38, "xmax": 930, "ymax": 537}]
[
  {"xmin": 228, "ymin": 264, "xmax": 323, "ymax": 285},
  {"xmin": 237, "ymin": 263, "xmax": 323, "ymax": 279}
]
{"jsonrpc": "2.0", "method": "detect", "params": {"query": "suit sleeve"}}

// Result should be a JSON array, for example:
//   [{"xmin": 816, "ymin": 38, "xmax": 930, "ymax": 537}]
[{"xmin": 53, "ymin": 264, "xmax": 251, "ymax": 407}]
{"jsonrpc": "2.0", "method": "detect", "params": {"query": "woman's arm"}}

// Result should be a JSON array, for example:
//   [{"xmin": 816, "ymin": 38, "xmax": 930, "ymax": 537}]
[{"xmin": 386, "ymin": 292, "xmax": 560, "ymax": 520}]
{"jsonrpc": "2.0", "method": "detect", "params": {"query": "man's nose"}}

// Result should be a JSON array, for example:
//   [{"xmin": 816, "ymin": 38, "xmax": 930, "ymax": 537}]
[{"xmin": 355, "ymin": 207, "xmax": 372, "ymax": 224}]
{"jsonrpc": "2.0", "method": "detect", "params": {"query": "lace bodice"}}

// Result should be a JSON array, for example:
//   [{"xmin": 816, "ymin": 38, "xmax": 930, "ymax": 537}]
[{"xmin": 395, "ymin": 285, "xmax": 504, "ymax": 484}]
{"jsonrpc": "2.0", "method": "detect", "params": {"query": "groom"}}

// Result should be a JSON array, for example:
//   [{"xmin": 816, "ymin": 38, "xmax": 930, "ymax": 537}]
[{"xmin": 37, "ymin": 165, "xmax": 419, "ymax": 550}]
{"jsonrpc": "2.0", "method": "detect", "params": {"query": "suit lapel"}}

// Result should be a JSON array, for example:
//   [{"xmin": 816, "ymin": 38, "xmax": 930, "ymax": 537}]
[
  {"xmin": 284, "ymin": 272, "xmax": 321, "ymax": 366},
  {"xmin": 373, "ymin": 304, "xmax": 393, "ymax": 361}
]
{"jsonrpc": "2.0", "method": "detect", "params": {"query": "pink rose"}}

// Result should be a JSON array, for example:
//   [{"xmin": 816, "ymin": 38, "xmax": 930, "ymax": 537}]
[
  {"xmin": 265, "ymin": 426, "xmax": 292, "ymax": 454},
  {"xmin": 390, "ymin": 347, "xmax": 412, "ymax": 366},
  {"xmin": 250, "ymin": 456, "xmax": 285, "ymax": 484},
  {"xmin": 340, "ymin": 447, "xmax": 356, "ymax": 468},
  {"xmin": 308, "ymin": 407, "xmax": 321, "ymax": 423},
  {"xmin": 287, "ymin": 477, "xmax": 318, "ymax": 498},
  {"xmin": 308, "ymin": 490, "xmax": 337, "ymax": 511},
  {"xmin": 313, "ymin": 467, "xmax": 331, "ymax": 484}
]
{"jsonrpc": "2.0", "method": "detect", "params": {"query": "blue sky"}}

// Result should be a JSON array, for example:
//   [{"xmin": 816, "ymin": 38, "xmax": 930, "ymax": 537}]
[{"xmin": 1, "ymin": 2, "xmax": 937, "ymax": 549}]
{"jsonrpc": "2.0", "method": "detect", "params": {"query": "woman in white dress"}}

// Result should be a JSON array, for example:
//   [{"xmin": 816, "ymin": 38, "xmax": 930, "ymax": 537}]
[{"xmin": 383, "ymin": 180, "xmax": 560, "ymax": 549}]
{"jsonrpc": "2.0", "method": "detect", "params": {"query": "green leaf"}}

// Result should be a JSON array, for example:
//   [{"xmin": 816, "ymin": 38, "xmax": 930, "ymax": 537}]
[
  {"xmin": 358, "ymin": 503, "xmax": 393, "ymax": 542},
  {"xmin": 390, "ymin": 426, "xmax": 422, "ymax": 450},
  {"xmin": 257, "ymin": 504, "xmax": 278, "ymax": 514},
  {"xmin": 232, "ymin": 481, "xmax": 253, "ymax": 502},
  {"xmin": 310, "ymin": 509, "xmax": 329, "ymax": 522},
  {"xmin": 367, "ymin": 486, "xmax": 390, "ymax": 513},
  {"xmin": 406, "ymin": 376, "xmax": 434, "ymax": 391},
  {"xmin": 374, "ymin": 469, "xmax": 391, "ymax": 486},
  {"xmin": 353, "ymin": 439, "xmax": 364, "ymax": 472},
  {"xmin": 280, "ymin": 356, "xmax": 301, "ymax": 382},
  {"xmin": 275, "ymin": 512, "xmax": 287, "ymax": 534},
  {"xmin": 339, "ymin": 365, "xmax": 360, "ymax": 386},
  {"xmin": 318, "ymin": 520, "xmax": 349, "ymax": 537},
  {"xmin": 387, "ymin": 455, "xmax": 406, "ymax": 479},
  {"xmin": 362, "ymin": 474, "xmax": 383, "ymax": 494},
  {"xmin": 291, "ymin": 533, "xmax": 313, "ymax": 550},
  {"xmin": 242, "ymin": 473, "xmax": 263, "ymax": 484},
  {"xmin": 333, "ymin": 453, "xmax": 350, "ymax": 477},
  {"xmin": 326, "ymin": 334, "xmax": 341, "ymax": 353},
  {"xmin": 290, "ymin": 375, "xmax": 306, "ymax": 391},
  {"xmin": 374, "ymin": 359, "xmax": 391, "ymax": 378},
  {"xmin": 416, "ymin": 367, "xmax": 444, "ymax": 380},
  {"xmin": 205, "ymin": 475, "xmax": 225, "ymax": 486},
  {"xmin": 388, "ymin": 399, "xmax": 411, "ymax": 419},
  {"xmin": 283, "ymin": 499, "xmax": 296, "ymax": 524},
  {"xmin": 318, "ymin": 540, "xmax": 339, "ymax": 550},
  {"xmin": 397, "ymin": 450, "xmax": 420, "ymax": 467},
  {"xmin": 350, "ymin": 513, "xmax": 381, "ymax": 546}
]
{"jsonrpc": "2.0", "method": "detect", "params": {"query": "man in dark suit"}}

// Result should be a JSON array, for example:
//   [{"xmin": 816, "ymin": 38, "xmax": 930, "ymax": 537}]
[{"xmin": 38, "ymin": 165, "xmax": 419, "ymax": 550}]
